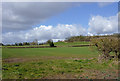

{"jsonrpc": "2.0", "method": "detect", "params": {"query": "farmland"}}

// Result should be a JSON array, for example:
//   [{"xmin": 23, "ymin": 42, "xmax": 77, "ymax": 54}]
[{"xmin": 2, "ymin": 42, "xmax": 119, "ymax": 79}]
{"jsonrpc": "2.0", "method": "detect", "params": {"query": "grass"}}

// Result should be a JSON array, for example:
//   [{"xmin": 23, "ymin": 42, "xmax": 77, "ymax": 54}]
[
  {"xmin": 2, "ymin": 46, "xmax": 118, "ymax": 79},
  {"xmin": 2, "ymin": 58, "xmax": 118, "ymax": 79},
  {"xmin": 2, "ymin": 47, "xmax": 96, "ymax": 59},
  {"xmin": 54, "ymin": 41, "xmax": 90, "ymax": 46}
]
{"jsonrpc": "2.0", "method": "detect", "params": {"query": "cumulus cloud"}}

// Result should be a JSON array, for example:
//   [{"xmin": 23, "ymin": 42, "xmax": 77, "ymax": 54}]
[
  {"xmin": 88, "ymin": 14, "xmax": 118, "ymax": 34},
  {"xmin": 2, "ymin": 2, "xmax": 117, "ymax": 33},
  {"xmin": 2, "ymin": 24, "xmax": 87, "ymax": 44},
  {"xmin": 2, "ymin": 2, "xmax": 76, "ymax": 32},
  {"xmin": 2, "ymin": 2, "xmax": 118, "ymax": 44},
  {"xmin": 2, "ymin": 13, "xmax": 118, "ymax": 44}
]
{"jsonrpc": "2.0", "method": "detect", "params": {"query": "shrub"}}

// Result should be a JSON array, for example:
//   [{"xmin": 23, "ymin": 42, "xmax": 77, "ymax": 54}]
[{"xmin": 91, "ymin": 37, "xmax": 120, "ymax": 60}]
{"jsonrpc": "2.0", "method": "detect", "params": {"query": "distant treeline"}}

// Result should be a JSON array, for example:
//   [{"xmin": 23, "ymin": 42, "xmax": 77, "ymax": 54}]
[
  {"xmin": 1, "ymin": 41, "xmax": 46, "ymax": 46},
  {"xmin": 65, "ymin": 33, "xmax": 120, "ymax": 42}
]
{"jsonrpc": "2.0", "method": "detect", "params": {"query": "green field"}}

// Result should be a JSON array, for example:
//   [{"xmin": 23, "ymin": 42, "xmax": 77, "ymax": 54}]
[
  {"xmin": 3, "ymin": 47, "xmax": 96, "ymax": 59},
  {"xmin": 2, "ymin": 46, "xmax": 118, "ymax": 79},
  {"xmin": 54, "ymin": 41, "xmax": 90, "ymax": 46}
]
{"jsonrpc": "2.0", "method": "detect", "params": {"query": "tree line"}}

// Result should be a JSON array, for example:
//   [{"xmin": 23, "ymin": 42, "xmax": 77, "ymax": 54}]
[
  {"xmin": 1, "ymin": 39, "xmax": 55, "ymax": 47},
  {"xmin": 1, "ymin": 39, "xmax": 45, "ymax": 46},
  {"xmin": 65, "ymin": 33, "xmax": 120, "ymax": 42}
]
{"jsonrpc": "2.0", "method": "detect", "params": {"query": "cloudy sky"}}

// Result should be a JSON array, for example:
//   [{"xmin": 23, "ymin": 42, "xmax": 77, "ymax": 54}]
[{"xmin": 2, "ymin": 2, "xmax": 118, "ymax": 44}]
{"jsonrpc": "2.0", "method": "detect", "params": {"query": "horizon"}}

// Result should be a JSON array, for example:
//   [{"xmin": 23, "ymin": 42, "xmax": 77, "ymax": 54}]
[{"xmin": 2, "ymin": 33, "xmax": 119, "ymax": 45}]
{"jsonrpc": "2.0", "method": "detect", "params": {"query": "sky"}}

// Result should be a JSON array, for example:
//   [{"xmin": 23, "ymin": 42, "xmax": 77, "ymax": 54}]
[{"xmin": 2, "ymin": 2, "xmax": 118, "ymax": 44}]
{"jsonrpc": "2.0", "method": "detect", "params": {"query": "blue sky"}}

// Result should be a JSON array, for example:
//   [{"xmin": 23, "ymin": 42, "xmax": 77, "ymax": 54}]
[
  {"xmin": 38, "ymin": 2, "xmax": 118, "ymax": 28},
  {"xmin": 2, "ymin": 2, "xmax": 118, "ymax": 44}
]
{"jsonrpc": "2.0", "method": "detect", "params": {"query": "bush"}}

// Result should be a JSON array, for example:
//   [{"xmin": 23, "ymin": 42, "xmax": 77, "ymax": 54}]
[{"xmin": 91, "ymin": 37, "xmax": 120, "ymax": 60}]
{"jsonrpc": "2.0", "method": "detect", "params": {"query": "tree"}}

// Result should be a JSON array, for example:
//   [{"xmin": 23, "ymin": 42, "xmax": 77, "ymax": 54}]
[
  {"xmin": 30, "ymin": 42, "xmax": 36, "ymax": 45},
  {"xmin": 19, "ymin": 43, "xmax": 23, "ymax": 46},
  {"xmin": 2, "ymin": 43, "xmax": 4, "ymax": 46},
  {"xmin": 30, "ymin": 39, "xmax": 38, "ymax": 45},
  {"xmin": 23, "ymin": 42, "xmax": 30, "ymax": 45},
  {"xmin": 15, "ymin": 43, "xmax": 18, "ymax": 46},
  {"xmin": 34, "ymin": 39, "xmax": 38, "ymax": 45},
  {"xmin": 26, "ymin": 42, "xmax": 30, "ymax": 45},
  {"xmin": 31, "ymin": 39, "xmax": 38, "ymax": 45},
  {"xmin": 0, "ymin": 43, "xmax": 4, "ymax": 46},
  {"xmin": 47, "ymin": 39, "xmax": 55, "ymax": 47}
]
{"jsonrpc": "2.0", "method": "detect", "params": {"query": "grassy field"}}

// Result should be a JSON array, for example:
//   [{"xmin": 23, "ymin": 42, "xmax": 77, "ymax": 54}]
[
  {"xmin": 3, "ymin": 47, "xmax": 96, "ymax": 59},
  {"xmin": 54, "ymin": 41, "xmax": 90, "ymax": 46},
  {"xmin": 2, "ymin": 46, "xmax": 118, "ymax": 79}
]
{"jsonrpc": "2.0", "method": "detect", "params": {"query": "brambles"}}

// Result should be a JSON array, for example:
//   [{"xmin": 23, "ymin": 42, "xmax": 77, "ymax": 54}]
[{"xmin": 91, "ymin": 37, "xmax": 120, "ymax": 61}]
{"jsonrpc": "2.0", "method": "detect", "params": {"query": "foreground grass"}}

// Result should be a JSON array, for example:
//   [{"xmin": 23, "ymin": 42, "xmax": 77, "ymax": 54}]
[
  {"xmin": 3, "ymin": 58, "xmax": 118, "ymax": 79},
  {"xmin": 2, "ymin": 47, "xmax": 118, "ymax": 79}
]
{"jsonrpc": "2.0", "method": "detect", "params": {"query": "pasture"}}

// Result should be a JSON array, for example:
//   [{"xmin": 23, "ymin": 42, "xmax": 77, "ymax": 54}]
[
  {"xmin": 2, "ymin": 45, "xmax": 118, "ymax": 79},
  {"xmin": 3, "ymin": 47, "xmax": 96, "ymax": 59}
]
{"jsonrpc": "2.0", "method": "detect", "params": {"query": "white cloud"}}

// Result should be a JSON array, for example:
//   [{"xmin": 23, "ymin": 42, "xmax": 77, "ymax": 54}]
[
  {"xmin": 88, "ymin": 14, "xmax": 118, "ymax": 34},
  {"xmin": 2, "ymin": 13, "xmax": 118, "ymax": 44},
  {"xmin": 2, "ymin": 2, "xmax": 117, "ymax": 34},
  {"xmin": 2, "ymin": 2, "xmax": 75, "ymax": 32},
  {"xmin": 2, "ymin": 1, "xmax": 118, "ymax": 44},
  {"xmin": 2, "ymin": 24, "xmax": 87, "ymax": 44}
]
